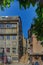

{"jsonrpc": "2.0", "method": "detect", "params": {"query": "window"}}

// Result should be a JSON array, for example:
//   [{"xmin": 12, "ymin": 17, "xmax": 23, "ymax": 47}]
[
  {"xmin": 0, "ymin": 48, "xmax": 4, "ymax": 50},
  {"xmin": 0, "ymin": 24, "xmax": 17, "ymax": 28},
  {"xmin": 12, "ymin": 57, "xmax": 18, "ymax": 60},
  {"xmin": 6, "ymin": 24, "xmax": 17, "ymax": 28},
  {"xmin": 0, "ymin": 24, "xmax": 4, "ymax": 28},
  {"xmin": 41, "ymin": 56, "xmax": 43, "ymax": 61},
  {"xmin": 35, "ymin": 56, "xmax": 39, "ymax": 59},
  {"xmin": 6, "ymin": 24, "xmax": 12, "ymax": 28},
  {"xmin": 12, "ymin": 36, "xmax": 16, "ymax": 40},
  {"xmin": 12, "ymin": 48, "xmax": 16, "ymax": 53},
  {"xmin": 6, "ymin": 48, "xmax": 10, "ymax": 52},
  {"xmin": 6, "ymin": 36, "xmax": 10, "ymax": 40},
  {"xmin": 35, "ymin": 62, "xmax": 39, "ymax": 65},
  {"xmin": 0, "ymin": 48, "xmax": 4, "ymax": 52},
  {"xmin": 12, "ymin": 24, "xmax": 17, "ymax": 28},
  {"xmin": 29, "ymin": 38, "xmax": 32, "ymax": 43},
  {"xmin": 0, "ymin": 36, "xmax": 4, "ymax": 40}
]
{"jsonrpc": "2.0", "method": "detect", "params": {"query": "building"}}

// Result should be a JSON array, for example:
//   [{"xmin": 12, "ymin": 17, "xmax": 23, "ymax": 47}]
[
  {"xmin": 28, "ymin": 29, "xmax": 43, "ymax": 65},
  {"xmin": 0, "ymin": 16, "xmax": 23, "ymax": 62},
  {"xmin": 23, "ymin": 36, "xmax": 30, "ymax": 55},
  {"xmin": 23, "ymin": 36, "xmax": 27, "ymax": 55}
]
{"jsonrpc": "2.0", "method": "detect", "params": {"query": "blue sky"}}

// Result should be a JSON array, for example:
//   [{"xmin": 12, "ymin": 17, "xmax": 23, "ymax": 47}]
[{"xmin": 0, "ymin": 0, "xmax": 37, "ymax": 38}]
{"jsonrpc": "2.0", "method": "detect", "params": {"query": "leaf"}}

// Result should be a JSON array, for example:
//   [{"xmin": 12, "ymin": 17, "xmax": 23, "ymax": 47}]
[{"xmin": 7, "ymin": 3, "xmax": 10, "ymax": 7}]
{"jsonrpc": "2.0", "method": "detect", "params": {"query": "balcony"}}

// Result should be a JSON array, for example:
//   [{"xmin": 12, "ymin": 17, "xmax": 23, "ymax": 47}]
[
  {"xmin": 0, "ymin": 29, "xmax": 17, "ymax": 34},
  {"xmin": 0, "ymin": 40, "xmax": 17, "ymax": 48},
  {"xmin": 0, "ymin": 40, "xmax": 5, "ymax": 47}
]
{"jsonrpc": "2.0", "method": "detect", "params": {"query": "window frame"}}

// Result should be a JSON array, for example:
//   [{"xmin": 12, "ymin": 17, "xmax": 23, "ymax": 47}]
[
  {"xmin": 6, "ymin": 36, "xmax": 10, "ymax": 40},
  {"xmin": 6, "ymin": 48, "xmax": 10, "ymax": 53},
  {"xmin": 12, "ymin": 35, "xmax": 17, "ymax": 40},
  {"xmin": 0, "ymin": 36, "xmax": 4, "ymax": 40},
  {"xmin": 12, "ymin": 48, "xmax": 16, "ymax": 53}
]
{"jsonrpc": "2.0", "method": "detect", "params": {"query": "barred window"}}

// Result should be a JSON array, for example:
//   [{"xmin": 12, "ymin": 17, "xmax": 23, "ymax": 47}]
[
  {"xmin": 0, "ymin": 36, "xmax": 4, "ymax": 40},
  {"xmin": 12, "ymin": 48, "xmax": 16, "ymax": 53},
  {"xmin": 6, "ymin": 48, "xmax": 10, "ymax": 52},
  {"xmin": 6, "ymin": 24, "xmax": 17, "ymax": 28},
  {"xmin": 6, "ymin": 24, "xmax": 12, "ymax": 28},
  {"xmin": 12, "ymin": 24, "xmax": 17, "ymax": 28},
  {"xmin": 6, "ymin": 36, "xmax": 10, "ymax": 40},
  {"xmin": 12, "ymin": 36, "xmax": 16, "ymax": 40},
  {"xmin": 0, "ymin": 24, "xmax": 4, "ymax": 28}
]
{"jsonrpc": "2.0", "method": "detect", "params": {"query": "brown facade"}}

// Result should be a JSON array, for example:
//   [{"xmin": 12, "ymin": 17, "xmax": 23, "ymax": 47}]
[{"xmin": 28, "ymin": 29, "xmax": 43, "ymax": 65}]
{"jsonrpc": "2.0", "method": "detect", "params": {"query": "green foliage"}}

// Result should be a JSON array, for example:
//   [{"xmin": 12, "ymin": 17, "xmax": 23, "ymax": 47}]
[
  {"xmin": 32, "ymin": 18, "xmax": 43, "ymax": 40},
  {"xmin": 18, "ymin": 0, "xmax": 43, "ymax": 9},
  {"xmin": 41, "ymin": 42, "xmax": 43, "ymax": 46},
  {"xmin": 0, "ymin": 0, "xmax": 14, "ymax": 10},
  {"xmin": 18, "ymin": 0, "xmax": 30, "ymax": 9},
  {"xmin": 0, "ymin": 0, "xmax": 43, "ymax": 9},
  {"xmin": 36, "ymin": 5, "xmax": 43, "ymax": 19},
  {"xmin": 31, "ymin": 6, "xmax": 43, "ymax": 44},
  {"xmin": 18, "ymin": 0, "xmax": 37, "ymax": 9},
  {"xmin": 31, "ymin": 6, "xmax": 43, "ymax": 42}
]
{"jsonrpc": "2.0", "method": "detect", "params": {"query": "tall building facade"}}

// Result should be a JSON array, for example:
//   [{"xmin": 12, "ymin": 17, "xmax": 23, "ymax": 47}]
[
  {"xmin": 28, "ymin": 29, "xmax": 43, "ymax": 65},
  {"xmin": 0, "ymin": 16, "xmax": 23, "ymax": 62},
  {"xmin": 23, "ymin": 36, "xmax": 27, "ymax": 55}
]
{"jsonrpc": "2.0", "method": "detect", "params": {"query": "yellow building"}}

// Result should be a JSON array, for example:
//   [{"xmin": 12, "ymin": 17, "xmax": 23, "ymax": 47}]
[{"xmin": 0, "ymin": 16, "xmax": 23, "ymax": 62}]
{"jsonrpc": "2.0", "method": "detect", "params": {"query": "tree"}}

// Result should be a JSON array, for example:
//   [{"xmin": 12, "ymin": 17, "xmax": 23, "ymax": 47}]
[
  {"xmin": 31, "ymin": 18, "xmax": 43, "ymax": 40},
  {"xmin": 18, "ymin": 0, "xmax": 43, "ymax": 8},
  {"xmin": 31, "ymin": 4, "xmax": 43, "ymax": 41},
  {"xmin": 0, "ymin": 0, "xmax": 43, "ymax": 9},
  {"xmin": 31, "ymin": 6, "xmax": 43, "ymax": 46},
  {"xmin": 0, "ymin": 0, "xmax": 14, "ymax": 10}
]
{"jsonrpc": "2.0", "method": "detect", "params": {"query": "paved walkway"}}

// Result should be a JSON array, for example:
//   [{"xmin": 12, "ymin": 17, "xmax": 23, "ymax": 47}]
[
  {"xmin": 4, "ymin": 62, "xmax": 26, "ymax": 65},
  {"xmin": 0, "ymin": 62, "xmax": 32, "ymax": 65}
]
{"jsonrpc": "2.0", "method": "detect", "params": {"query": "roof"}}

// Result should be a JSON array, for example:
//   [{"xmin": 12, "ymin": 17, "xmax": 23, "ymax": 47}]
[{"xmin": 0, "ymin": 16, "xmax": 20, "ymax": 21}]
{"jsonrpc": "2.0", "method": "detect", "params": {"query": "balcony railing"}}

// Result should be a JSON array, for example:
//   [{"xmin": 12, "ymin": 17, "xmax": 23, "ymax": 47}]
[
  {"xmin": 0, "ymin": 40, "xmax": 17, "ymax": 47},
  {"xmin": 0, "ymin": 40, "xmax": 5, "ymax": 47},
  {"xmin": 0, "ymin": 29, "xmax": 17, "ymax": 34}
]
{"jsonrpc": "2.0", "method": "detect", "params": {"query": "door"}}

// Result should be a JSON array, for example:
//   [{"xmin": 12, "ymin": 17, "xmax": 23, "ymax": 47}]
[{"xmin": 35, "ymin": 62, "xmax": 39, "ymax": 65}]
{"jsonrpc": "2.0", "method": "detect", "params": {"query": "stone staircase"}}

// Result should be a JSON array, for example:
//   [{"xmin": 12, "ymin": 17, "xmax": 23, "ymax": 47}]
[{"xmin": 20, "ymin": 53, "xmax": 28, "ymax": 63}]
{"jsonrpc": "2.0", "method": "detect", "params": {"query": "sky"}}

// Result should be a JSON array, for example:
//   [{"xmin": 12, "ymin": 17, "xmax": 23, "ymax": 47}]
[{"xmin": 0, "ymin": 0, "xmax": 37, "ymax": 38}]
